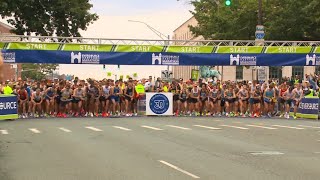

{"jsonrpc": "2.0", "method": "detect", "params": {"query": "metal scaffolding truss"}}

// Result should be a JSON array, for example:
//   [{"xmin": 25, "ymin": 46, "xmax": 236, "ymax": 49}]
[{"xmin": 0, "ymin": 35, "xmax": 320, "ymax": 47}]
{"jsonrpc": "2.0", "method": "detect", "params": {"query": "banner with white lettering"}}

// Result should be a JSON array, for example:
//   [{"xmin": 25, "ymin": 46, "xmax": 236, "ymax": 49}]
[
  {"xmin": 146, "ymin": 93, "xmax": 173, "ymax": 116},
  {"xmin": 297, "ymin": 97, "xmax": 319, "ymax": 119},
  {"xmin": 0, "ymin": 95, "xmax": 18, "ymax": 120}
]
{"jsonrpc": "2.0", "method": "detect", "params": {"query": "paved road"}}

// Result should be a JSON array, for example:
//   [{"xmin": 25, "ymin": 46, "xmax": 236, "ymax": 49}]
[{"xmin": 0, "ymin": 117, "xmax": 319, "ymax": 180}]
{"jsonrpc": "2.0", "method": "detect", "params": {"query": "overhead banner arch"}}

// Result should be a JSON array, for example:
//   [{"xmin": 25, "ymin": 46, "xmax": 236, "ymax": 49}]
[{"xmin": 1, "ymin": 36, "xmax": 320, "ymax": 66}]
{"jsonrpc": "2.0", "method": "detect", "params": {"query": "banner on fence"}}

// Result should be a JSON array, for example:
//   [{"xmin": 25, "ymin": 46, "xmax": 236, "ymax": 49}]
[
  {"xmin": 0, "ymin": 95, "xmax": 18, "ymax": 120},
  {"xmin": 146, "ymin": 93, "xmax": 173, "ymax": 116}
]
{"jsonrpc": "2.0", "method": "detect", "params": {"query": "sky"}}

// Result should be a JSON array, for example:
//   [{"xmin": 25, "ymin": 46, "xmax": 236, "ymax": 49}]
[{"xmin": 57, "ymin": 0, "xmax": 193, "ymax": 80}]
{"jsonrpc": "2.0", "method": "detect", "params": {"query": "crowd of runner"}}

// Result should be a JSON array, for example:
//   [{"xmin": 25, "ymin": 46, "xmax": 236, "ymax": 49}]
[{"xmin": 0, "ymin": 74, "xmax": 319, "ymax": 119}]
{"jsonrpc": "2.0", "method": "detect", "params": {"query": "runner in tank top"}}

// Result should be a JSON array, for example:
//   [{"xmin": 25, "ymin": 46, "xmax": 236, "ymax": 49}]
[
  {"xmin": 189, "ymin": 83, "xmax": 199, "ymax": 116},
  {"xmin": 292, "ymin": 83, "xmax": 303, "ymax": 119},
  {"xmin": 209, "ymin": 84, "xmax": 221, "ymax": 116},
  {"xmin": 100, "ymin": 82, "xmax": 110, "ymax": 117},
  {"xmin": 224, "ymin": 86, "xmax": 235, "ymax": 117},
  {"xmin": 18, "ymin": 86, "xmax": 28, "ymax": 118},
  {"xmin": 179, "ymin": 87, "xmax": 189, "ymax": 116},
  {"xmin": 45, "ymin": 84, "xmax": 55, "ymax": 117},
  {"xmin": 124, "ymin": 81, "xmax": 134, "ymax": 116},
  {"xmin": 238, "ymin": 84, "xmax": 249, "ymax": 117},
  {"xmin": 72, "ymin": 84, "xmax": 86, "ymax": 117},
  {"xmin": 199, "ymin": 83, "xmax": 208, "ymax": 116},
  {"xmin": 31, "ymin": 88, "xmax": 44, "ymax": 118},
  {"xmin": 263, "ymin": 84, "xmax": 275, "ymax": 118},
  {"xmin": 60, "ymin": 84, "xmax": 73, "ymax": 118},
  {"xmin": 283, "ymin": 86, "xmax": 294, "ymax": 119}
]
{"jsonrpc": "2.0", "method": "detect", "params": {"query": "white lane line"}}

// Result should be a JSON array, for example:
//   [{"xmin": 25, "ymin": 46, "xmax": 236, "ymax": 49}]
[
  {"xmin": 297, "ymin": 125, "xmax": 320, "ymax": 129},
  {"xmin": 141, "ymin": 125, "xmax": 163, "ymax": 131},
  {"xmin": 113, "ymin": 126, "xmax": 132, "ymax": 131},
  {"xmin": 166, "ymin": 125, "xmax": 191, "ymax": 130},
  {"xmin": 272, "ymin": 125, "xmax": 304, "ymax": 130},
  {"xmin": 220, "ymin": 124, "xmax": 248, "ymax": 130},
  {"xmin": 214, "ymin": 120, "xmax": 222, "ymax": 122},
  {"xmin": 158, "ymin": 160, "xmax": 200, "ymax": 179},
  {"xmin": 246, "ymin": 125, "xmax": 277, "ymax": 130},
  {"xmin": 29, "ymin": 128, "xmax": 41, "ymax": 133},
  {"xmin": 193, "ymin": 125, "xmax": 221, "ymax": 130},
  {"xmin": 0, "ymin": 130, "xmax": 8, "ymax": 135},
  {"xmin": 233, "ymin": 121, "xmax": 243, "ymax": 124},
  {"xmin": 85, "ymin": 126, "xmax": 103, "ymax": 132},
  {"xmin": 314, "ymin": 152, "xmax": 320, "ymax": 154},
  {"xmin": 59, "ymin": 127, "xmax": 72, "ymax": 133}
]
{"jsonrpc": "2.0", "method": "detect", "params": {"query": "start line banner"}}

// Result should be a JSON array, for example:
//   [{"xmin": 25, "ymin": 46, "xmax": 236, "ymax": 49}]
[{"xmin": 1, "ymin": 42, "xmax": 320, "ymax": 66}]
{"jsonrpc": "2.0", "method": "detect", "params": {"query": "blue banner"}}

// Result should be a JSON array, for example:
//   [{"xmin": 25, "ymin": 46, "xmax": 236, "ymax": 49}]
[
  {"xmin": 2, "ymin": 49, "xmax": 320, "ymax": 66},
  {"xmin": 0, "ymin": 95, "xmax": 18, "ymax": 116},
  {"xmin": 297, "ymin": 97, "xmax": 319, "ymax": 119}
]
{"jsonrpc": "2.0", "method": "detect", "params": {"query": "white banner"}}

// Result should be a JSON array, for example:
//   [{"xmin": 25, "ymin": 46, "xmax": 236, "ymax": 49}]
[{"xmin": 146, "ymin": 93, "xmax": 173, "ymax": 116}]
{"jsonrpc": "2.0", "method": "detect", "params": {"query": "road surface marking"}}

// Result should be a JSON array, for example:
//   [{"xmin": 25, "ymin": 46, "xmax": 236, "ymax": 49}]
[
  {"xmin": 29, "ymin": 128, "xmax": 41, "ymax": 133},
  {"xmin": 317, "ymin": 140, "xmax": 320, "ymax": 142},
  {"xmin": 246, "ymin": 125, "xmax": 277, "ymax": 130},
  {"xmin": 193, "ymin": 125, "xmax": 221, "ymax": 130},
  {"xmin": 272, "ymin": 125, "xmax": 304, "ymax": 130},
  {"xmin": 59, "ymin": 127, "xmax": 72, "ymax": 133},
  {"xmin": 0, "ymin": 130, "xmax": 8, "ymax": 135},
  {"xmin": 158, "ymin": 160, "xmax": 200, "ymax": 179},
  {"xmin": 214, "ymin": 120, "xmax": 222, "ymax": 122},
  {"xmin": 314, "ymin": 152, "xmax": 320, "ymax": 154},
  {"xmin": 233, "ymin": 121, "xmax": 243, "ymax": 123},
  {"xmin": 166, "ymin": 125, "xmax": 191, "ymax": 130},
  {"xmin": 297, "ymin": 125, "xmax": 320, "ymax": 129},
  {"xmin": 113, "ymin": 126, "xmax": 132, "ymax": 131},
  {"xmin": 220, "ymin": 125, "xmax": 248, "ymax": 130},
  {"xmin": 141, "ymin": 125, "xmax": 163, "ymax": 130},
  {"xmin": 85, "ymin": 126, "xmax": 103, "ymax": 132},
  {"xmin": 249, "ymin": 151, "xmax": 284, "ymax": 155}
]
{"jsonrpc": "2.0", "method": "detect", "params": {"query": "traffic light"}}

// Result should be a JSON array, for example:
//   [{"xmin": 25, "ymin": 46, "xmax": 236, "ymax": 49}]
[{"xmin": 225, "ymin": 0, "xmax": 231, "ymax": 6}]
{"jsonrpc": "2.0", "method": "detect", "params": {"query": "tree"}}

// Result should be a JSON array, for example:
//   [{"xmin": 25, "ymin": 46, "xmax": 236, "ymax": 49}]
[
  {"xmin": 21, "ymin": 64, "xmax": 59, "ymax": 81},
  {"xmin": 0, "ymin": 0, "xmax": 99, "ymax": 80},
  {"xmin": 187, "ymin": 0, "xmax": 320, "ymax": 41},
  {"xmin": 0, "ymin": 0, "xmax": 98, "ymax": 37}
]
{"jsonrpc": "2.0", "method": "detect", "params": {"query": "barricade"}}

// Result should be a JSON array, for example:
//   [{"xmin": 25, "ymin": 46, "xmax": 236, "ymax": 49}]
[
  {"xmin": 296, "ymin": 97, "xmax": 319, "ymax": 120},
  {"xmin": 0, "ymin": 95, "xmax": 18, "ymax": 120}
]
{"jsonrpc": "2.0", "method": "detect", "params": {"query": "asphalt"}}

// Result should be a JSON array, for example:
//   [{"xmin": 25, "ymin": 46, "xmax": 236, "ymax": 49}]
[{"xmin": 0, "ymin": 116, "xmax": 319, "ymax": 180}]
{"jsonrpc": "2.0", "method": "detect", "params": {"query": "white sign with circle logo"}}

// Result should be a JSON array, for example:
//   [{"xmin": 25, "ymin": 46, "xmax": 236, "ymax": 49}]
[{"xmin": 146, "ymin": 93, "xmax": 173, "ymax": 116}]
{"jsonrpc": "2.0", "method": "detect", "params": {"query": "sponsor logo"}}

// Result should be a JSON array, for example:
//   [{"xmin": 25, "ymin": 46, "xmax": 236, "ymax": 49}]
[
  {"xmin": 149, "ymin": 94, "xmax": 169, "ymax": 114},
  {"xmin": 0, "ymin": 102, "xmax": 17, "ymax": 110},
  {"xmin": 306, "ymin": 54, "xmax": 320, "ymax": 66},
  {"xmin": 152, "ymin": 53, "xmax": 179, "ymax": 65},
  {"xmin": 2, "ymin": 52, "xmax": 16, "ymax": 63},
  {"xmin": 230, "ymin": 54, "xmax": 257, "ymax": 66},
  {"xmin": 71, "ymin": 52, "xmax": 100, "ymax": 64},
  {"xmin": 299, "ymin": 102, "xmax": 318, "ymax": 110}
]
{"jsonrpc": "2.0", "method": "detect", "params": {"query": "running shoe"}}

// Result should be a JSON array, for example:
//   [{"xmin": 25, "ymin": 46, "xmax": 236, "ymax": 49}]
[
  {"xmin": 293, "ymin": 115, "xmax": 297, "ymax": 119},
  {"xmin": 267, "ymin": 113, "xmax": 272, "ymax": 118},
  {"xmin": 90, "ymin": 113, "xmax": 94, "ymax": 117}
]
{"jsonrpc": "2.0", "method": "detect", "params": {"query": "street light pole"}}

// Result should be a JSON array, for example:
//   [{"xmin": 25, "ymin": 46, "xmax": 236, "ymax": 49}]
[
  {"xmin": 258, "ymin": 0, "xmax": 263, "ymax": 25},
  {"xmin": 128, "ymin": 20, "xmax": 170, "ymax": 74}
]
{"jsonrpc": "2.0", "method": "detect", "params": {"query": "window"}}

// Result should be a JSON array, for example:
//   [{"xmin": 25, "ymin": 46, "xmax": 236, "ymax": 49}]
[
  {"xmin": 269, "ymin": 66, "xmax": 282, "ymax": 79},
  {"xmin": 236, "ymin": 66, "xmax": 243, "ymax": 80},
  {"xmin": 292, "ymin": 66, "xmax": 304, "ymax": 77}
]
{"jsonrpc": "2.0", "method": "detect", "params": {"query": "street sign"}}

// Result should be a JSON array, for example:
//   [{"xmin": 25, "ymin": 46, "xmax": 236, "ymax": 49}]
[
  {"xmin": 191, "ymin": 69, "xmax": 199, "ymax": 80},
  {"xmin": 161, "ymin": 70, "xmax": 173, "ymax": 80},
  {"xmin": 255, "ymin": 25, "xmax": 265, "ymax": 40}
]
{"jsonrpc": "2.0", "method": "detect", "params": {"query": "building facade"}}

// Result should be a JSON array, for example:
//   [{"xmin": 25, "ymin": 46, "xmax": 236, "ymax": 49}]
[
  {"xmin": 0, "ymin": 21, "xmax": 22, "ymax": 82},
  {"xmin": 172, "ymin": 17, "xmax": 318, "ymax": 81}
]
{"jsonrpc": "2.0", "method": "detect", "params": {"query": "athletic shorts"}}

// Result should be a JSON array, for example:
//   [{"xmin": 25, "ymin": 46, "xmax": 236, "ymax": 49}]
[
  {"xmin": 72, "ymin": 98, "xmax": 81, "ymax": 104},
  {"xmin": 189, "ymin": 98, "xmax": 198, "ymax": 104},
  {"xmin": 180, "ymin": 99, "xmax": 187, "ymax": 103},
  {"xmin": 99, "ymin": 96, "xmax": 106, "ymax": 102},
  {"xmin": 173, "ymin": 95, "xmax": 180, "ymax": 101},
  {"xmin": 110, "ymin": 95, "xmax": 120, "ymax": 103},
  {"xmin": 55, "ymin": 96, "xmax": 61, "ymax": 104},
  {"xmin": 285, "ymin": 99, "xmax": 293, "ymax": 105},
  {"xmin": 264, "ymin": 97, "xmax": 271, "ymax": 103},
  {"xmin": 253, "ymin": 99, "xmax": 261, "ymax": 104},
  {"xmin": 225, "ymin": 98, "xmax": 234, "ymax": 103},
  {"xmin": 249, "ymin": 98, "xmax": 254, "ymax": 104}
]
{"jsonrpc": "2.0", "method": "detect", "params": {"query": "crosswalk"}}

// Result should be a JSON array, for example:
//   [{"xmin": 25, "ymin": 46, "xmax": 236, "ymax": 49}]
[{"xmin": 1, "ymin": 123, "xmax": 319, "ymax": 135}]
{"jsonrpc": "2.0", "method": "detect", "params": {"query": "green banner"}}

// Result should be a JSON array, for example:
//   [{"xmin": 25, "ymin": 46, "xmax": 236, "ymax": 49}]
[
  {"xmin": 191, "ymin": 69, "xmax": 199, "ymax": 80},
  {"xmin": 115, "ymin": 45, "xmax": 163, "ymax": 52},
  {"xmin": 0, "ymin": 42, "xmax": 4, "ymax": 49},
  {"xmin": 266, "ymin": 46, "xmax": 312, "ymax": 53},
  {"xmin": 8, "ymin": 42, "xmax": 60, "ymax": 50},
  {"xmin": 314, "ymin": 47, "xmax": 320, "ymax": 53},
  {"xmin": 0, "ymin": 114, "xmax": 19, "ymax": 120},
  {"xmin": 167, "ymin": 46, "xmax": 214, "ymax": 53},
  {"xmin": 63, "ymin": 44, "xmax": 113, "ymax": 52},
  {"xmin": 216, "ymin": 46, "xmax": 263, "ymax": 53}
]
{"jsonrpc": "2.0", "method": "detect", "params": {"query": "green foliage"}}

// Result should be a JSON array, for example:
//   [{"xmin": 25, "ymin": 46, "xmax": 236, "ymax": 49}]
[
  {"xmin": 0, "ymin": 0, "xmax": 98, "ymax": 37},
  {"xmin": 189, "ymin": 0, "xmax": 320, "ymax": 40},
  {"xmin": 21, "ymin": 64, "xmax": 58, "ymax": 81}
]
